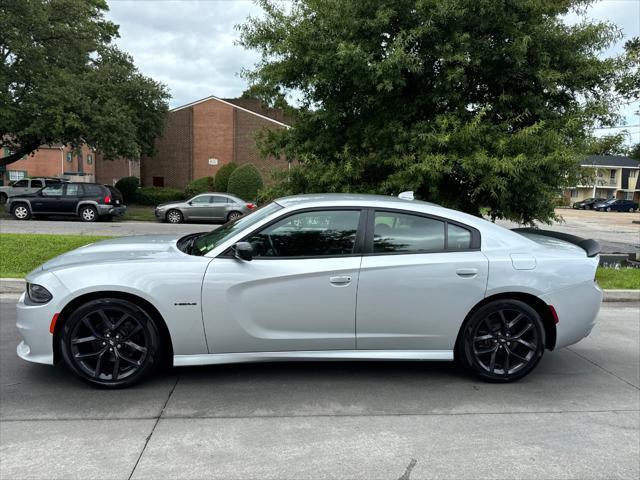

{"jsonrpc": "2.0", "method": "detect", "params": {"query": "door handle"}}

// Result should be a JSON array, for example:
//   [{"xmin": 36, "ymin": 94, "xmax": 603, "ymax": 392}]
[
  {"xmin": 456, "ymin": 268, "xmax": 478, "ymax": 278},
  {"xmin": 329, "ymin": 275, "xmax": 352, "ymax": 286}
]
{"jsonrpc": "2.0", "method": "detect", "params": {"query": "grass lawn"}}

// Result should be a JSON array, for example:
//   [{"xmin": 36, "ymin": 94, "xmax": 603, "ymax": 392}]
[
  {"xmin": 122, "ymin": 204, "xmax": 156, "ymax": 222},
  {"xmin": 595, "ymin": 267, "xmax": 640, "ymax": 290},
  {"xmin": 0, "ymin": 234, "xmax": 111, "ymax": 278}
]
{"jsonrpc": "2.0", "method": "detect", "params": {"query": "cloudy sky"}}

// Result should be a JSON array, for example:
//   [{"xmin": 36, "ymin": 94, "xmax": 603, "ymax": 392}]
[{"xmin": 106, "ymin": 0, "xmax": 639, "ymax": 144}]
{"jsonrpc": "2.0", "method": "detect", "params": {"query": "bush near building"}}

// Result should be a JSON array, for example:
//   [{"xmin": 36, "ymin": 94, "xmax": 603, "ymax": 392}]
[
  {"xmin": 185, "ymin": 176, "xmax": 214, "ymax": 197},
  {"xmin": 227, "ymin": 164, "xmax": 263, "ymax": 201},
  {"xmin": 214, "ymin": 163, "xmax": 238, "ymax": 192},
  {"xmin": 134, "ymin": 186, "xmax": 186, "ymax": 206},
  {"xmin": 114, "ymin": 176, "xmax": 140, "ymax": 204}
]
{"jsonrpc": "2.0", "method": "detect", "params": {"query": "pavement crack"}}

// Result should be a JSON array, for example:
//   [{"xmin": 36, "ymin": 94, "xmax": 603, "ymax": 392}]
[
  {"xmin": 127, "ymin": 373, "xmax": 180, "ymax": 480},
  {"xmin": 398, "ymin": 458, "xmax": 417, "ymax": 480},
  {"xmin": 567, "ymin": 347, "xmax": 639, "ymax": 390}
]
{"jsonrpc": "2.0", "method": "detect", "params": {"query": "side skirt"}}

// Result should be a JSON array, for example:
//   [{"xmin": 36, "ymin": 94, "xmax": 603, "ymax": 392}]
[{"xmin": 173, "ymin": 350, "xmax": 454, "ymax": 367}]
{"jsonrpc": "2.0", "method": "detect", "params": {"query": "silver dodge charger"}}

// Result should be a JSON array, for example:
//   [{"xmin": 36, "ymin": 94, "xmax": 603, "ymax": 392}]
[{"xmin": 16, "ymin": 194, "xmax": 603, "ymax": 388}]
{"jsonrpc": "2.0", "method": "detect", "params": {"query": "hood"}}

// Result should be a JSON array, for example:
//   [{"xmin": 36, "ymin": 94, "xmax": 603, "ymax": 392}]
[
  {"xmin": 35, "ymin": 234, "xmax": 185, "ymax": 273},
  {"xmin": 156, "ymin": 200, "xmax": 184, "ymax": 208}
]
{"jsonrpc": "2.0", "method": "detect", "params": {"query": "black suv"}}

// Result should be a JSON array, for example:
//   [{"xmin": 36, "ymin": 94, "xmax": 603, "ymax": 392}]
[{"xmin": 5, "ymin": 182, "xmax": 126, "ymax": 222}]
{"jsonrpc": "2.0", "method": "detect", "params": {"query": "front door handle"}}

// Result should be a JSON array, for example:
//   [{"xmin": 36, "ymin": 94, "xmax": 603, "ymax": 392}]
[
  {"xmin": 329, "ymin": 275, "xmax": 352, "ymax": 286},
  {"xmin": 456, "ymin": 268, "xmax": 478, "ymax": 278}
]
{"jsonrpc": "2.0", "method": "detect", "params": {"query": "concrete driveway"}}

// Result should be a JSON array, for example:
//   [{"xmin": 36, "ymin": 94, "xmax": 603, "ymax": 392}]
[{"xmin": 1, "ymin": 297, "xmax": 638, "ymax": 479}]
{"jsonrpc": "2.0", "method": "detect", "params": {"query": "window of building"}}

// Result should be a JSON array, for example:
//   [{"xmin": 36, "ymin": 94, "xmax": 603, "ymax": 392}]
[
  {"xmin": 247, "ymin": 210, "xmax": 361, "ymax": 258},
  {"xmin": 373, "ymin": 212, "xmax": 445, "ymax": 253},
  {"xmin": 152, "ymin": 176, "xmax": 164, "ymax": 187},
  {"xmin": 87, "ymin": 154, "xmax": 93, "ymax": 165},
  {"xmin": 625, "ymin": 191, "xmax": 634, "ymax": 200},
  {"xmin": 8, "ymin": 171, "xmax": 26, "ymax": 182},
  {"xmin": 570, "ymin": 189, "xmax": 578, "ymax": 198},
  {"xmin": 610, "ymin": 169, "xmax": 616, "ymax": 179},
  {"xmin": 630, "ymin": 170, "xmax": 638, "ymax": 178},
  {"xmin": 66, "ymin": 152, "xmax": 72, "ymax": 163}
]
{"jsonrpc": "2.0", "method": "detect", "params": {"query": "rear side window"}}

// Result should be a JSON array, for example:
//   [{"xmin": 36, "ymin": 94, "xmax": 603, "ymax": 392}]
[
  {"xmin": 374, "ymin": 212, "xmax": 445, "ymax": 253},
  {"xmin": 448, "ymin": 224, "xmax": 472, "ymax": 250},
  {"xmin": 83, "ymin": 184, "xmax": 103, "ymax": 196},
  {"xmin": 31, "ymin": 179, "xmax": 44, "ymax": 188},
  {"xmin": 212, "ymin": 196, "xmax": 230, "ymax": 204}
]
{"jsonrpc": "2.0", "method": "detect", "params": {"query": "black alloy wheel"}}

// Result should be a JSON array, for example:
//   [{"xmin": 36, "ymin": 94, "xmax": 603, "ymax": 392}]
[
  {"xmin": 60, "ymin": 298, "xmax": 162, "ymax": 388},
  {"xmin": 457, "ymin": 300, "xmax": 545, "ymax": 382}
]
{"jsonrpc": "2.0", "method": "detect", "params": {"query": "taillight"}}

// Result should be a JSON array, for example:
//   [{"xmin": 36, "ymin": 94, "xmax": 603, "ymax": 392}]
[
  {"xmin": 104, "ymin": 195, "xmax": 111, "ymax": 204},
  {"xmin": 246, "ymin": 203, "xmax": 256, "ymax": 209}
]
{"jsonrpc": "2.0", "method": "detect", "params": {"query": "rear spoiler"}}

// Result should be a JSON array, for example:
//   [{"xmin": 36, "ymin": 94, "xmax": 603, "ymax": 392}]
[{"xmin": 512, "ymin": 228, "xmax": 601, "ymax": 258}]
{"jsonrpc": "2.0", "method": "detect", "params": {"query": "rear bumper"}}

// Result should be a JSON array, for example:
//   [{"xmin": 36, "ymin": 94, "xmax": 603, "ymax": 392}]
[
  {"xmin": 97, "ymin": 205, "xmax": 126, "ymax": 216},
  {"xmin": 540, "ymin": 280, "xmax": 603, "ymax": 349}
]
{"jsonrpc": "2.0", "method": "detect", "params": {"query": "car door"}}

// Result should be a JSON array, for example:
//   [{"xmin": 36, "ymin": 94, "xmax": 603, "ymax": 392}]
[
  {"xmin": 28, "ymin": 179, "xmax": 44, "ymax": 194},
  {"xmin": 356, "ymin": 209, "xmax": 488, "ymax": 351},
  {"xmin": 9, "ymin": 179, "xmax": 29, "ymax": 196},
  {"xmin": 60, "ymin": 183, "xmax": 82, "ymax": 214},
  {"xmin": 31, "ymin": 183, "xmax": 64, "ymax": 213},
  {"xmin": 183, "ymin": 195, "xmax": 212, "ymax": 220},
  {"xmin": 201, "ymin": 208, "xmax": 365, "ymax": 353},
  {"xmin": 209, "ymin": 195, "xmax": 231, "ymax": 220}
]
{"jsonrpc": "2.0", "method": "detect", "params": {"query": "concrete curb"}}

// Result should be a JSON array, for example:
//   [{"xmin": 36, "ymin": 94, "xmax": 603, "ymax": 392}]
[{"xmin": 1, "ymin": 277, "xmax": 638, "ymax": 302}]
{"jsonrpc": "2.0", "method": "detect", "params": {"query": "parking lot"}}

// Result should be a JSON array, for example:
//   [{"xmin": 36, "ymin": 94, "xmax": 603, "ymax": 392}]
[{"xmin": 0, "ymin": 295, "xmax": 638, "ymax": 479}]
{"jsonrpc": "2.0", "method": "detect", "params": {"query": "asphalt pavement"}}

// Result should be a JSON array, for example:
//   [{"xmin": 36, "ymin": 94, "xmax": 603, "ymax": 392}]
[{"xmin": 0, "ymin": 297, "xmax": 638, "ymax": 479}]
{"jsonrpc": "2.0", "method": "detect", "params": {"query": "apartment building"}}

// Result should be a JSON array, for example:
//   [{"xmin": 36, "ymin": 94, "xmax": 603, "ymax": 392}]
[{"xmin": 567, "ymin": 154, "xmax": 640, "ymax": 203}]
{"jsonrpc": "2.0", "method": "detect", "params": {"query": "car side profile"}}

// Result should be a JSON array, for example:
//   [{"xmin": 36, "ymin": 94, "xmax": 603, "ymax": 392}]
[
  {"xmin": 572, "ymin": 197, "xmax": 606, "ymax": 210},
  {"xmin": 0, "ymin": 177, "xmax": 67, "ymax": 204},
  {"xmin": 5, "ymin": 182, "xmax": 125, "ymax": 222},
  {"xmin": 155, "ymin": 192, "xmax": 255, "ymax": 223},
  {"xmin": 16, "ymin": 194, "xmax": 603, "ymax": 388},
  {"xmin": 593, "ymin": 198, "xmax": 638, "ymax": 212}
]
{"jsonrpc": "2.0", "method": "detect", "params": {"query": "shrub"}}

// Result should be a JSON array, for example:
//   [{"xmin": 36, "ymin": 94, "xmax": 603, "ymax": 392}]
[
  {"xmin": 227, "ymin": 164, "xmax": 264, "ymax": 201},
  {"xmin": 214, "ymin": 162, "xmax": 238, "ymax": 192},
  {"xmin": 114, "ymin": 176, "xmax": 139, "ymax": 203},
  {"xmin": 185, "ymin": 176, "xmax": 214, "ymax": 197},
  {"xmin": 134, "ymin": 186, "xmax": 186, "ymax": 206}
]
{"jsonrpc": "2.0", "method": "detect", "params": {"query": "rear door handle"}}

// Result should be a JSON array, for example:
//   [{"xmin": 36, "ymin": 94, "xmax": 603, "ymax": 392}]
[
  {"xmin": 329, "ymin": 275, "xmax": 352, "ymax": 286},
  {"xmin": 456, "ymin": 268, "xmax": 478, "ymax": 278}
]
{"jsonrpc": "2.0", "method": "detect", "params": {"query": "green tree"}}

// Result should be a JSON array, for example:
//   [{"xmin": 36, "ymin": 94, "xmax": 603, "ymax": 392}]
[
  {"xmin": 185, "ymin": 176, "xmax": 214, "ymax": 197},
  {"xmin": 214, "ymin": 162, "xmax": 238, "ymax": 192},
  {"xmin": 227, "ymin": 164, "xmax": 264, "ymax": 200},
  {"xmin": 239, "ymin": 0, "xmax": 633, "ymax": 223},
  {"xmin": 0, "ymin": 0, "xmax": 169, "ymax": 167}
]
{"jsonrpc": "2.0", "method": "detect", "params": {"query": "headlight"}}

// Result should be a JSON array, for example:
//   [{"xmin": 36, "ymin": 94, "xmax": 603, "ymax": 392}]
[{"xmin": 27, "ymin": 283, "xmax": 52, "ymax": 303}]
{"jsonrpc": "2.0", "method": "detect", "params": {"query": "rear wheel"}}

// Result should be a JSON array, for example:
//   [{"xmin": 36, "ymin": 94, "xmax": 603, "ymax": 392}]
[
  {"xmin": 606, "ymin": 207, "xmax": 612, "ymax": 212},
  {"xmin": 227, "ymin": 210, "xmax": 242, "ymax": 222},
  {"xmin": 59, "ymin": 298, "xmax": 162, "ymax": 388},
  {"xmin": 79, "ymin": 205, "xmax": 98, "ymax": 222},
  {"xmin": 166, "ymin": 209, "xmax": 183, "ymax": 224},
  {"xmin": 457, "ymin": 299, "xmax": 545, "ymax": 382},
  {"xmin": 11, "ymin": 203, "xmax": 31, "ymax": 220}
]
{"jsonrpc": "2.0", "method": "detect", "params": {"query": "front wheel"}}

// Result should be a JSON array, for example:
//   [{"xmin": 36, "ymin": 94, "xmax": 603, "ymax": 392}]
[
  {"xmin": 11, "ymin": 203, "xmax": 31, "ymax": 220},
  {"xmin": 166, "ymin": 209, "xmax": 183, "ymax": 224},
  {"xmin": 457, "ymin": 299, "xmax": 545, "ymax": 382},
  {"xmin": 59, "ymin": 298, "xmax": 162, "ymax": 388},
  {"xmin": 606, "ymin": 207, "xmax": 612, "ymax": 212}
]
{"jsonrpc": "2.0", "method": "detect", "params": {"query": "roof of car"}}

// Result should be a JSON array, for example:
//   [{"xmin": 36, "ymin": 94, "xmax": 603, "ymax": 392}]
[{"xmin": 274, "ymin": 193, "xmax": 438, "ymax": 208}]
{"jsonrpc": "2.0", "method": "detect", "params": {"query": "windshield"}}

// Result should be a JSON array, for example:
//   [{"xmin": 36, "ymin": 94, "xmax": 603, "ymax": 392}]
[{"xmin": 191, "ymin": 202, "xmax": 282, "ymax": 256}]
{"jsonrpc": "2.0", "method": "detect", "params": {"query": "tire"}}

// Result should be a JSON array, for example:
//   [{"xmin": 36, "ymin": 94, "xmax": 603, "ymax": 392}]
[
  {"xmin": 456, "ymin": 299, "xmax": 545, "ymax": 382},
  {"xmin": 166, "ymin": 209, "xmax": 183, "ymax": 224},
  {"xmin": 606, "ymin": 207, "xmax": 612, "ymax": 212},
  {"xmin": 59, "ymin": 298, "xmax": 163, "ymax": 388},
  {"xmin": 11, "ymin": 203, "xmax": 31, "ymax": 220},
  {"xmin": 227, "ymin": 211, "xmax": 243, "ymax": 222},
  {"xmin": 629, "ymin": 208, "xmax": 634, "ymax": 213},
  {"xmin": 0, "ymin": 193, "xmax": 7, "ymax": 204},
  {"xmin": 79, "ymin": 205, "xmax": 98, "ymax": 222}
]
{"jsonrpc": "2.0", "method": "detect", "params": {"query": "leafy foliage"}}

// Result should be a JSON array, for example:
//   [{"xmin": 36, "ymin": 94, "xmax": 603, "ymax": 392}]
[
  {"xmin": 227, "ymin": 164, "xmax": 264, "ymax": 201},
  {"xmin": 114, "ymin": 176, "xmax": 140, "ymax": 204},
  {"xmin": 214, "ymin": 163, "xmax": 238, "ymax": 192},
  {"xmin": 134, "ymin": 187, "xmax": 185, "ymax": 206},
  {"xmin": 239, "ymin": 0, "xmax": 634, "ymax": 223},
  {"xmin": 0, "ymin": 0, "xmax": 169, "ymax": 167},
  {"xmin": 185, "ymin": 176, "xmax": 214, "ymax": 197}
]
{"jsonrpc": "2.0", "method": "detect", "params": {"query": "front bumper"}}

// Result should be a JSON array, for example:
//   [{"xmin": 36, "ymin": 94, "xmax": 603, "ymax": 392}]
[
  {"xmin": 16, "ymin": 292, "xmax": 56, "ymax": 365},
  {"xmin": 97, "ymin": 205, "xmax": 126, "ymax": 216}
]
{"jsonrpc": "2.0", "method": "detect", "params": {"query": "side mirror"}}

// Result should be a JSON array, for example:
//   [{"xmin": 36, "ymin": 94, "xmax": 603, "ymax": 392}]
[
  {"xmin": 234, "ymin": 242, "xmax": 253, "ymax": 261},
  {"xmin": 187, "ymin": 201, "xmax": 193, "ymax": 205}
]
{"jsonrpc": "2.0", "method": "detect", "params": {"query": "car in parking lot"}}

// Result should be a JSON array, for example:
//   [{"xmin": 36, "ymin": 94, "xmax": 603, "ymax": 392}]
[
  {"xmin": 572, "ymin": 197, "xmax": 606, "ymax": 210},
  {"xmin": 0, "ymin": 177, "xmax": 67, "ymax": 203},
  {"xmin": 15, "ymin": 193, "xmax": 603, "ymax": 388},
  {"xmin": 5, "ymin": 182, "xmax": 125, "ymax": 221},
  {"xmin": 593, "ymin": 198, "xmax": 638, "ymax": 212},
  {"xmin": 155, "ymin": 192, "xmax": 255, "ymax": 223}
]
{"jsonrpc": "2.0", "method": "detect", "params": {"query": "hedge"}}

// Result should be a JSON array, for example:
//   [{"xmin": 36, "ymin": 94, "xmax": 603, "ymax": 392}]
[
  {"xmin": 114, "ymin": 176, "xmax": 139, "ymax": 203},
  {"xmin": 134, "ymin": 186, "xmax": 186, "ymax": 205},
  {"xmin": 227, "ymin": 164, "xmax": 263, "ymax": 201},
  {"xmin": 214, "ymin": 163, "xmax": 238, "ymax": 192},
  {"xmin": 185, "ymin": 176, "xmax": 214, "ymax": 197}
]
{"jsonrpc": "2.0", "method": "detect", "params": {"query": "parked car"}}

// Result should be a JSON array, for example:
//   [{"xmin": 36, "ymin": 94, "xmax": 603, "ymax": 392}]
[
  {"xmin": 593, "ymin": 198, "xmax": 638, "ymax": 212},
  {"xmin": 155, "ymin": 192, "xmax": 255, "ymax": 223},
  {"xmin": 572, "ymin": 197, "xmax": 606, "ymax": 210},
  {"xmin": 0, "ymin": 177, "xmax": 66, "ymax": 203},
  {"xmin": 5, "ymin": 182, "xmax": 125, "ymax": 222},
  {"xmin": 16, "ymin": 193, "xmax": 603, "ymax": 388}
]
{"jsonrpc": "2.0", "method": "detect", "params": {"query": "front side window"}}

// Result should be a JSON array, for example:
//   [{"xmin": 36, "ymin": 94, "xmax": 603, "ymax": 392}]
[
  {"xmin": 247, "ymin": 210, "xmax": 361, "ymax": 258},
  {"xmin": 374, "ymin": 212, "xmax": 445, "ymax": 253},
  {"xmin": 12, "ymin": 179, "xmax": 28, "ymax": 188},
  {"xmin": 41, "ymin": 184, "xmax": 63, "ymax": 196}
]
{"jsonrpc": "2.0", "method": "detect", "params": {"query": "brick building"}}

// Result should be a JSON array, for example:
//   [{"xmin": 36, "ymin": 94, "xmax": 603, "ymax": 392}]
[
  {"xmin": 140, "ymin": 96, "xmax": 291, "ymax": 188},
  {"xmin": 0, "ymin": 144, "xmax": 96, "ymax": 186},
  {"xmin": 95, "ymin": 154, "xmax": 140, "ymax": 186}
]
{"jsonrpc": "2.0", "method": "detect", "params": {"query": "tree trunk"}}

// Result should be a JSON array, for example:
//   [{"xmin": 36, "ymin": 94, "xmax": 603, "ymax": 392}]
[{"xmin": 0, "ymin": 141, "xmax": 41, "ymax": 167}]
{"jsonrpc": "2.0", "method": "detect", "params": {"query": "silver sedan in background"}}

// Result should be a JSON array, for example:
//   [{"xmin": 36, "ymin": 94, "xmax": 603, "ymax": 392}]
[{"xmin": 155, "ymin": 193, "xmax": 255, "ymax": 223}]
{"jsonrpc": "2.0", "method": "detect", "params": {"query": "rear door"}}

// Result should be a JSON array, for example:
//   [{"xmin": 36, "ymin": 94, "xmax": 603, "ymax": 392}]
[
  {"xmin": 356, "ymin": 209, "xmax": 488, "ymax": 352},
  {"xmin": 31, "ymin": 183, "xmax": 64, "ymax": 213},
  {"xmin": 60, "ymin": 183, "xmax": 82, "ymax": 214}
]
